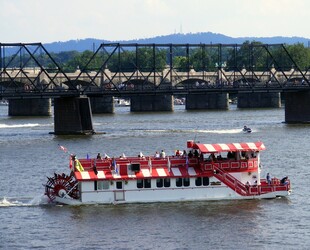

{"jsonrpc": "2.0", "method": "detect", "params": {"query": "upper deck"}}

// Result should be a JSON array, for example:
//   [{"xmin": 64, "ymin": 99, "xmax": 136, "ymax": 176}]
[
  {"xmin": 57, "ymin": 140, "xmax": 290, "ymax": 199},
  {"xmin": 73, "ymin": 151, "xmax": 259, "ymax": 182}
]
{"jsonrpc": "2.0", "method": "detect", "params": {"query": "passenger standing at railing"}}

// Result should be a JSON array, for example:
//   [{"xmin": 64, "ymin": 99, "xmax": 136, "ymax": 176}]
[
  {"xmin": 194, "ymin": 150, "xmax": 199, "ymax": 158},
  {"xmin": 154, "ymin": 151, "xmax": 160, "ymax": 158},
  {"xmin": 227, "ymin": 151, "xmax": 233, "ymax": 159},
  {"xmin": 160, "ymin": 150, "xmax": 166, "ymax": 158},
  {"xmin": 208, "ymin": 153, "xmax": 216, "ymax": 162},
  {"xmin": 266, "ymin": 173, "xmax": 271, "ymax": 185},
  {"xmin": 188, "ymin": 150, "xmax": 193, "ymax": 158}
]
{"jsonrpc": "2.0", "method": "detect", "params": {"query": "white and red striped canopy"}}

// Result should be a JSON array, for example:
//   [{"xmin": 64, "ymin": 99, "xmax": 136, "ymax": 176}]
[
  {"xmin": 75, "ymin": 166, "xmax": 202, "ymax": 181},
  {"xmin": 194, "ymin": 142, "xmax": 265, "ymax": 153}
]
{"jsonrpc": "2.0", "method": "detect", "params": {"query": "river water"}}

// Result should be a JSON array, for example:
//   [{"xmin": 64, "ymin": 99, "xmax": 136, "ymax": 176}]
[{"xmin": 0, "ymin": 104, "xmax": 309, "ymax": 249}]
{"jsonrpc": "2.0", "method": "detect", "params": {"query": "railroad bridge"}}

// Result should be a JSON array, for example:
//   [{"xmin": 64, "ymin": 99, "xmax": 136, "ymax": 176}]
[{"xmin": 1, "ymin": 43, "xmax": 310, "ymax": 134}]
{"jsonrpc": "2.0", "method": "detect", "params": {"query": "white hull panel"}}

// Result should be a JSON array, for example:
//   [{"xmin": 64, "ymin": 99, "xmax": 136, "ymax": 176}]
[{"xmin": 55, "ymin": 186, "xmax": 290, "ymax": 205}]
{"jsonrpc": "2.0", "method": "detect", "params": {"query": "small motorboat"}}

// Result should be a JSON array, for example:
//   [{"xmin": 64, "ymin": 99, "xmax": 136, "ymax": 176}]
[{"xmin": 243, "ymin": 126, "xmax": 252, "ymax": 133}]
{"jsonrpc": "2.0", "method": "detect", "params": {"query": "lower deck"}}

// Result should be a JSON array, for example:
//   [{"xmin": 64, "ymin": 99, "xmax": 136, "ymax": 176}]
[{"xmin": 75, "ymin": 176, "xmax": 290, "ymax": 204}]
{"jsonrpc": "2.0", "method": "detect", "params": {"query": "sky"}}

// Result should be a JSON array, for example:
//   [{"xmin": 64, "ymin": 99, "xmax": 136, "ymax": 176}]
[{"xmin": 1, "ymin": 0, "xmax": 310, "ymax": 43}]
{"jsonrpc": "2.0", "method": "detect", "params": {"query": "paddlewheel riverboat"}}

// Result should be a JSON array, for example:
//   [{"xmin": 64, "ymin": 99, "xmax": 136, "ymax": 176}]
[{"xmin": 45, "ymin": 141, "xmax": 291, "ymax": 205}]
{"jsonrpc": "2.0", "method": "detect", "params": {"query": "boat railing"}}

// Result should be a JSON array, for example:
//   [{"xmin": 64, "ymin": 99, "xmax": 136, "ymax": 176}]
[
  {"xmin": 213, "ymin": 164, "xmax": 290, "ymax": 196},
  {"xmin": 77, "ymin": 156, "xmax": 199, "ymax": 173},
  {"xmin": 78, "ymin": 159, "xmax": 112, "ymax": 170},
  {"xmin": 203, "ymin": 159, "xmax": 257, "ymax": 172},
  {"xmin": 260, "ymin": 178, "xmax": 291, "ymax": 193},
  {"xmin": 212, "ymin": 165, "xmax": 248, "ymax": 196}
]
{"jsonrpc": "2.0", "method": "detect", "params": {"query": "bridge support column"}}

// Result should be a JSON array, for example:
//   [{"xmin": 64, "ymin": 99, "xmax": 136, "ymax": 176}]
[
  {"xmin": 237, "ymin": 92, "xmax": 281, "ymax": 108},
  {"xmin": 130, "ymin": 95, "xmax": 173, "ymax": 111},
  {"xmin": 285, "ymin": 91, "xmax": 310, "ymax": 123},
  {"xmin": 54, "ymin": 97, "xmax": 94, "ymax": 135},
  {"xmin": 8, "ymin": 98, "xmax": 52, "ymax": 116},
  {"xmin": 186, "ymin": 93, "xmax": 229, "ymax": 110},
  {"xmin": 89, "ymin": 96, "xmax": 114, "ymax": 113}
]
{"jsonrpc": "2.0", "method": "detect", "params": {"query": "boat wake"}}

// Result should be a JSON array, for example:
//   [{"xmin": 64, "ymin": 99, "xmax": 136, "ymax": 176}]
[
  {"xmin": 0, "ymin": 195, "xmax": 50, "ymax": 207},
  {"xmin": 0, "ymin": 123, "xmax": 40, "ymax": 129},
  {"xmin": 195, "ymin": 129, "xmax": 244, "ymax": 134},
  {"xmin": 146, "ymin": 128, "xmax": 246, "ymax": 134}
]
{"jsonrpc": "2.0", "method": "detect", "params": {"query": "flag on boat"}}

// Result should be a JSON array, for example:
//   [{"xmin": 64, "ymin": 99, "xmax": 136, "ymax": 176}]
[
  {"xmin": 112, "ymin": 158, "xmax": 118, "ymax": 174},
  {"xmin": 75, "ymin": 159, "xmax": 84, "ymax": 172},
  {"xmin": 59, "ymin": 145, "xmax": 67, "ymax": 153}
]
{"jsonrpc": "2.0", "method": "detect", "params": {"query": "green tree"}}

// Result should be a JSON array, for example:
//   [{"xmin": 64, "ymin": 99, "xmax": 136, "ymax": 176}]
[
  {"xmin": 286, "ymin": 43, "xmax": 310, "ymax": 70},
  {"xmin": 173, "ymin": 56, "xmax": 189, "ymax": 71},
  {"xmin": 189, "ymin": 47, "xmax": 213, "ymax": 71}
]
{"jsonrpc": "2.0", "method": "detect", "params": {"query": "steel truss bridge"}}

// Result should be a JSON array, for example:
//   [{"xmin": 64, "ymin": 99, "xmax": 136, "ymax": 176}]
[{"xmin": 1, "ymin": 42, "xmax": 310, "ymax": 99}]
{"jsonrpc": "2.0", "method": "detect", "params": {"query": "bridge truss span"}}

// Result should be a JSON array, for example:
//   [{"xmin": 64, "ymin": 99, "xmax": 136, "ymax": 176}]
[{"xmin": 1, "ymin": 42, "xmax": 310, "ymax": 99}]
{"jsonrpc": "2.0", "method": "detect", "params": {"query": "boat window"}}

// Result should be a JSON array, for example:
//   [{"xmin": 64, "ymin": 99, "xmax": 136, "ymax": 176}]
[
  {"xmin": 156, "ymin": 178, "xmax": 163, "ymax": 188},
  {"xmin": 164, "ymin": 178, "xmax": 171, "ymax": 187},
  {"xmin": 195, "ymin": 177, "xmax": 202, "ymax": 186},
  {"xmin": 176, "ymin": 178, "xmax": 182, "ymax": 187},
  {"xmin": 203, "ymin": 177, "xmax": 209, "ymax": 186},
  {"xmin": 116, "ymin": 181, "xmax": 123, "ymax": 189},
  {"xmin": 144, "ymin": 179, "xmax": 151, "ymax": 188},
  {"xmin": 137, "ymin": 179, "xmax": 143, "ymax": 188},
  {"xmin": 98, "ymin": 181, "xmax": 109, "ymax": 190},
  {"xmin": 183, "ymin": 178, "xmax": 190, "ymax": 187}
]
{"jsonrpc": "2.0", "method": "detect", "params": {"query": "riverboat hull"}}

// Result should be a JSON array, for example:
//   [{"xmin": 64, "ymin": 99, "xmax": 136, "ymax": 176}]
[{"xmin": 54, "ymin": 186, "xmax": 291, "ymax": 206}]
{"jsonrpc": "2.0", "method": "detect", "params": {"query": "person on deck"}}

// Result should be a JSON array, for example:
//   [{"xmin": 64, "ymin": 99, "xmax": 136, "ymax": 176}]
[
  {"xmin": 160, "ymin": 150, "xmax": 166, "ymax": 158},
  {"xmin": 194, "ymin": 150, "xmax": 199, "ymax": 158},
  {"xmin": 227, "ymin": 151, "xmax": 233, "ymax": 159},
  {"xmin": 154, "ymin": 151, "xmax": 160, "ymax": 158},
  {"xmin": 209, "ymin": 153, "xmax": 216, "ymax": 162},
  {"xmin": 266, "ymin": 173, "xmax": 271, "ymax": 185},
  {"xmin": 280, "ymin": 176, "xmax": 289, "ymax": 185},
  {"xmin": 188, "ymin": 150, "xmax": 193, "ymax": 158},
  {"xmin": 97, "ymin": 153, "xmax": 102, "ymax": 160}
]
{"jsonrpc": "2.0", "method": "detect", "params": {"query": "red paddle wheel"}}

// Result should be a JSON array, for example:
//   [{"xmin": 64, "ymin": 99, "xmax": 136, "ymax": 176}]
[{"xmin": 45, "ymin": 173, "xmax": 80, "ymax": 202}]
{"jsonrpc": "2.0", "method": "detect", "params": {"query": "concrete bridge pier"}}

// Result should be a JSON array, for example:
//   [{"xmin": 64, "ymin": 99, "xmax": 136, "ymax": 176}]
[
  {"xmin": 8, "ymin": 98, "xmax": 52, "ymax": 116},
  {"xmin": 130, "ymin": 95, "xmax": 174, "ymax": 111},
  {"xmin": 89, "ymin": 96, "xmax": 114, "ymax": 113},
  {"xmin": 186, "ymin": 93, "xmax": 229, "ymax": 110},
  {"xmin": 237, "ymin": 92, "xmax": 281, "ymax": 108},
  {"xmin": 285, "ymin": 91, "xmax": 310, "ymax": 123},
  {"xmin": 54, "ymin": 97, "xmax": 94, "ymax": 135}
]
